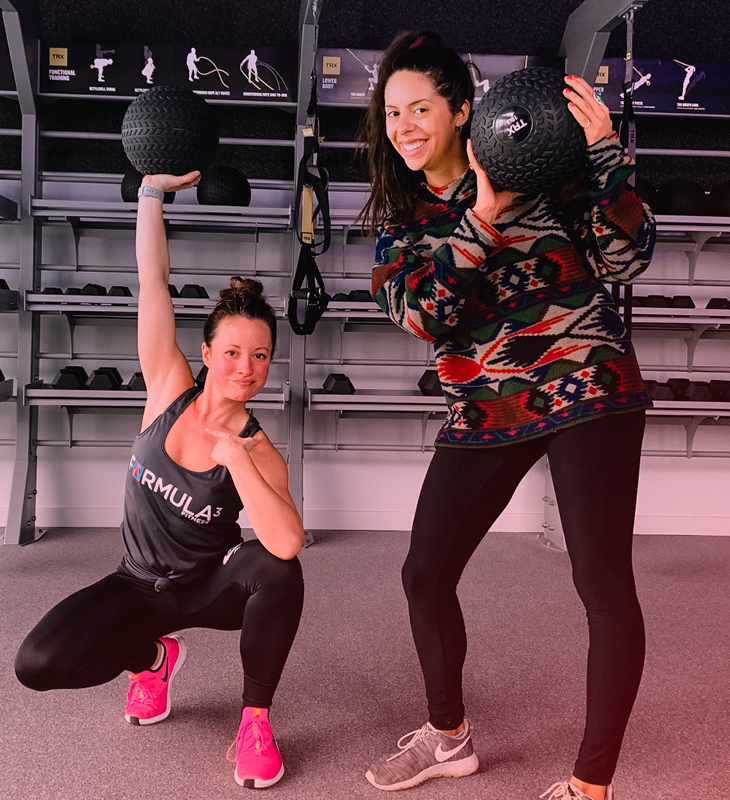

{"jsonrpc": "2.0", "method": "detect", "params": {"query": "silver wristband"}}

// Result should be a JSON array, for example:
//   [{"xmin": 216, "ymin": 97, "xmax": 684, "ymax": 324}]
[{"xmin": 137, "ymin": 184, "xmax": 165, "ymax": 202}]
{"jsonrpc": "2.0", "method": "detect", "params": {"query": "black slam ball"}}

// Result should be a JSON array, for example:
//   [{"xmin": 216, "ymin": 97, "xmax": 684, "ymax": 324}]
[
  {"xmin": 470, "ymin": 67, "xmax": 586, "ymax": 194},
  {"xmin": 197, "ymin": 166, "xmax": 252, "ymax": 206},
  {"xmin": 121, "ymin": 86, "xmax": 219, "ymax": 176},
  {"xmin": 654, "ymin": 178, "xmax": 709, "ymax": 216},
  {"xmin": 120, "ymin": 169, "xmax": 175, "ymax": 204},
  {"xmin": 708, "ymin": 180, "xmax": 730, "ymax": 217},
  {"xmin": 634, "ymin": 177, "xmax": 658, "ymax": 213}
]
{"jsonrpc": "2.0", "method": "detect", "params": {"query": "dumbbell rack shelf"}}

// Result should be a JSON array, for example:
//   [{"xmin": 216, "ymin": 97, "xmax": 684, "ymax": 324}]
[
  {"xmin": 25, "ymin": 293, "xmax": 289, "ymax": 316},
  {"xmin": 653, "ymin": 216, "xmax": 730, "ymax": 285},
  {"xmin": 22, "ymin": 383, "xmax": 290, "ymax": 449},
  {"xmin": 630, "ymin": 306, "xmax": 730, "ymax": 372},
  {"xmin": 30, "ymin": 199, "xmax": 293, "ymax": 228},
  {"xmin": 308, "ymin": 388, "xmax": 444, "ymax": 413},
  {"xmin": 24, "ymin": 384, "xmax": 288, "ymax": 409},
  {"xmin": 24, "ymin": 293, "xmax": 292, "ymax": 364},
  {"xmin": 30, "ymin": 200, "xmax": 294, "ymax": 279}
]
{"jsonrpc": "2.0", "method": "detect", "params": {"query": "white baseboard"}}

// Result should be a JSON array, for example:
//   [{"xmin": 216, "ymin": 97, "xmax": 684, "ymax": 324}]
[
  {"xmin": 0, "ymin": 508, "xmax": 727, "ymax": 536},
  {"xmin": 302, "ymin": 510, "xmax": 544, "ymax": 533},
  {"xmin": 634, "ymin": 515, "xmax": 730, "ymax": 536}
]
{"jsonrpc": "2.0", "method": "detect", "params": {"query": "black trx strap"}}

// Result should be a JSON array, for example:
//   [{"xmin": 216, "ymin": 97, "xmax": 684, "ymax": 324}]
[
  {"xmin": 288, "ymin": 72, "xmax": 331, "ymax": 336},
  {"xmin": 615, "ymin": 6, "xmax": 639, "ymax": 336}
]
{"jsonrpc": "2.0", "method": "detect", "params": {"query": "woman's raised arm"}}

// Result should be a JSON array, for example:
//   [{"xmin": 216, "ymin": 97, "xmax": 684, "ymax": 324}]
[{"xmin": 135, "ymin": 172, "xmax": 199, "ymax": 425}]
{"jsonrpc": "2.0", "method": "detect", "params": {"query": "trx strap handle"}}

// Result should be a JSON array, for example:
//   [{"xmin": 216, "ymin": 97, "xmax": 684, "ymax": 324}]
[
  {"xmin": 288, "ymin": 72, "xmax": 331, "ymax": 336},
  {"xmin": 288, "ymin": 245, "xmax": 330, "ymax": 335}
]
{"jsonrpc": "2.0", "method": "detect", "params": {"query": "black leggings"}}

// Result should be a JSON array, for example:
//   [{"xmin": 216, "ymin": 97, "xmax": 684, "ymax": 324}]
[
  {"xmin": 403, "ymin": 411, "xmax": 646, "ymax": 786},
  {"xmin": 15, "ymin": 539, "xmax": 304, "ymax": 709}
]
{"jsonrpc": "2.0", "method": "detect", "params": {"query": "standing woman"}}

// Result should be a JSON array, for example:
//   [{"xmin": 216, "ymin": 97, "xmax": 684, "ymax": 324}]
[
  {"xmin": 15, "ymin": 172, "xmax": 305, "ymax": 790},
  {"xmin": 361, "ymin": 32, "xmax": 655, "ymax": 800}
]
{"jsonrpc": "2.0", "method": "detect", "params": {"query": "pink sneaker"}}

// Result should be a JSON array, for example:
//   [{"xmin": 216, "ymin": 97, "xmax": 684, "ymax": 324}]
[
  {"xmin": 124, "ymin": 634, "xmax": 187, "ymax": 725},
  {"xmin": 226, "ymin": 707, "xmax": 285, "ymax": 788}
]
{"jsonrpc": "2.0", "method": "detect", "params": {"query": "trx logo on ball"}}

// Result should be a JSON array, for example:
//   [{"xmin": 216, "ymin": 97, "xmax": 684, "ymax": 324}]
[{"xmin": 494, "ymin": 105, "xmax": 533, "ymax": 144}]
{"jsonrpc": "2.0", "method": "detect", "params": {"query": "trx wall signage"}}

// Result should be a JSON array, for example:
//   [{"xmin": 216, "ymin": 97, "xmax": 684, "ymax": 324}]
[
  {"xmin": 40, "ymin": 42, "xmax": 296, "ymax": 102},
  {"xmin": 316, "ymin": 49, "xmax": 562, "ymax": 106},
  {"xmin": 596, "ymin": 58, "xmax": 730, "ymax": 116}
]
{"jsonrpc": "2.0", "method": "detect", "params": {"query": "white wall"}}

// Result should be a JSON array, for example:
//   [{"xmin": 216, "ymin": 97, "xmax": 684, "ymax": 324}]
[{"xmin": 1, "ymin": 176, "xmax": 729, "ymax": 536}]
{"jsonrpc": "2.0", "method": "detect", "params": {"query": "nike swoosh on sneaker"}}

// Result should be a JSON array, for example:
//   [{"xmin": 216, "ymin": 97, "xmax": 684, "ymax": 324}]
[{"xmin": 434, "ymin": 735, "xmax": 471, "ymax": 763}]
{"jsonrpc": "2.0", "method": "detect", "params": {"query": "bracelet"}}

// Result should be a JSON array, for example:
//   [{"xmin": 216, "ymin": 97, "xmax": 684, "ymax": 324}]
[{"xmin": 137, "ymin": 185, "xmax": 165, "ymax": 202}]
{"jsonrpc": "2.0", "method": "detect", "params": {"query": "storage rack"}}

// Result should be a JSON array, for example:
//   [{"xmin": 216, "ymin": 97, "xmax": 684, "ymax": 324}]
[{"xmin": 2, "ymin": 0, "xmax": 730, "ymax": 548}]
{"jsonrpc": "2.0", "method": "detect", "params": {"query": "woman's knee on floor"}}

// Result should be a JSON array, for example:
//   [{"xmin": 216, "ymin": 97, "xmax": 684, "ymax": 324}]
[
  {"xmin": 227, "ymin": 539, "xmax": 304, "ymax": 600},
  {"xmin": 15, "ymin": 630, "xmax": 73, "ymax": 691}
]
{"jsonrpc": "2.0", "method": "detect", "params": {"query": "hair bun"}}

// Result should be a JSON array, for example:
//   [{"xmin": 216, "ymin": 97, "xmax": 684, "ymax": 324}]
[{"xmin": 218, "ymin": 276, "xmax": 265, "ymax": 303}]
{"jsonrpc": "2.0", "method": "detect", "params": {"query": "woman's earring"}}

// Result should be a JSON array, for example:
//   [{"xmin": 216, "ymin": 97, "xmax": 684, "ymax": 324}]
[{"xmin": 455, "ymin": 125, "xmax": 462, "ymax": 132}]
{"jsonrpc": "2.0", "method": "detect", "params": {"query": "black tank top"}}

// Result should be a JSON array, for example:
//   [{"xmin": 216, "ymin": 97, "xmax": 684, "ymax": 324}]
[{"xmin": 119, "ymin": 386, "xmax": 261, "ymax": 588}]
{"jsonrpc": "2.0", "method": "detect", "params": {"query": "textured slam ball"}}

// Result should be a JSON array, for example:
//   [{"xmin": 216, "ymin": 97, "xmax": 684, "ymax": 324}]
[
  {"xmin": 196, "ymin": 166, "xmax": 252, "ymax": 206},
  {"xmin": 708, "ymin": 180, "xmax": 730, "ymax": 217},
  {"xmin": 120, "ymin": 169, "xmax": 175, "ymax": 204},
  {"xmin": 470, "ymin": 67, "xmax": 586, "ymax": 194},
  {"xmin": 121, "ymin": 86, "xmax": 219, "ymax": 176},
  {"xmin": 654, "ymin": 178, "xmax": 708, "ymax": 216}
]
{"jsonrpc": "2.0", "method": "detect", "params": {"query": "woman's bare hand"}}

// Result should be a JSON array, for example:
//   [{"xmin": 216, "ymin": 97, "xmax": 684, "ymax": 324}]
[
  {"xmin": 206, "ymin": 428, "xmax": 265, "ymax": 468},
  {"xmin": 466, "ymin": 140, "xmax": 519, "ymax": 224},
  {"xmin": 141, "ymin": 171, "xmax": 201, "ymax": 194},
  {"xmin": 563, "ymin": 75, "xmax": 613, "ymax": 145}
]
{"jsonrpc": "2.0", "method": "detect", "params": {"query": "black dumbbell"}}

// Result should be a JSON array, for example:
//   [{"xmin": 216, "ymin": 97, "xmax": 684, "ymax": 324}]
[
  {"xmin": 644, "ymin": 295, "xmax": 669, "ymax": 307},
  {"xmin": 643, "ymin": 381, "xmax": 674, "ymax": 401},
  {"xmin": 126, "ymin": 372, "xmax": 146, "ymax": 391},
  {"xmin": 669, "ymin": 296, "xmax": 695, "ymax": 308},
  {"xmin": 88, "ymin": 367, "xmax": 123, "ymax": 390},
  {"xmin": 52, "ymin": 365, "xmax": 89, "ymax": 390},
  {"xmin": 323, "ymin": 373, "xmax": 356, "ymax": 394},
  {"xmin": 196, "ymin": 365, "xmax": 208, "ymax": 387},
  {"xmin": 65, "ymin": 287, "xmax": 82, "ymax": 295},
  {"xmin": 709, "ymin": 380, "xmax": 730, "ymax": 402},
  {"xmin": 631, "ymin": 296, "xmax": 646, "ymax": 307},
  {"xmin": 81, "ymin": 283, "xmax": 106, "ymax": 296},
  {"xmin": 706, "ymin": 298, "xmax": 729, "ymax": 309},
  {"xmin": 667, "ymin": 378, "xmax": 713, "ymax": 402},
  {"xmin": 180, "ymin": 284, "xmax": 209, "ymax": 299},
  {"xmin": 348, "ymin": 289, "xmax": 373, "ymax": 303},
  {"xmin": 418, "ymin": 370, "xmax": 443, "ymax": 397},
  {"xmin": 331, "ymin": 292, "xmax": 349, "ymax": 302},
  {"xmin": 0, "ymin": 279, "xmax": 19, "ymax": 310},
  {"xmin": 169, "ymin": 284, "xmax": 180, "ymax": 297},
  {"xmin": 109, "ymin": 285, "xmax": 133, "ymax": 297},
  {"xmin": 42, "ymin": 287, "xmax": 63, "ymax": 294}
]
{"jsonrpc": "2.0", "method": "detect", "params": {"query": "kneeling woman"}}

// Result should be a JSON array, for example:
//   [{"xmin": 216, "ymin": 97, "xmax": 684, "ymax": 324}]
[{"xmin": 15, "ymin": 172, "xmax": 304, "ymax": 790}]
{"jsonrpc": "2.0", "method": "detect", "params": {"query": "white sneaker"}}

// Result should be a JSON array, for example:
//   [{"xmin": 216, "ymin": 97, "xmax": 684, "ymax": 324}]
[
  {"xmin": 365, "ymin": 719, "xmax": 479, "ymax": 791},
  {"xmin": 540, "ymin": 781, "xmax": 614, "ymax": 800}
]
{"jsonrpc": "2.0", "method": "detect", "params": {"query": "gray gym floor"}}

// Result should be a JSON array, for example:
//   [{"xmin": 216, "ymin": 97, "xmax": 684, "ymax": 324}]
[{"xmin": 1, "ymin": 527, "xmax": 728, "ymax": 800}]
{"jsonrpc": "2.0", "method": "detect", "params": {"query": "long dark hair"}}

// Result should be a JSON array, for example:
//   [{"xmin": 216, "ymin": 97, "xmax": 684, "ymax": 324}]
[
  {"xmin": 203, "ymin": 276, "xmax": 277, "ymax": 354},
  {"xmin": 358, "ymin": 31, "xmax": 475, "ymax": 233}
]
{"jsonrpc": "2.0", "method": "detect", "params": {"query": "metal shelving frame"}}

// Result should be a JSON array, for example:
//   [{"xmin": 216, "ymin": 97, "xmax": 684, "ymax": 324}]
[
  {"xmin": 1, "ymin": 0, "xmax": 319, "ymax": 544},
  {"xmin": 3, "ymin": 0, "xmax": 730, "ymax": 546}
]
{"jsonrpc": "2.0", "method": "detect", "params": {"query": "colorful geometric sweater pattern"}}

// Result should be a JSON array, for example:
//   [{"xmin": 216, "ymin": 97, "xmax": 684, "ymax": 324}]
[{"xmin": 371, "ymin": 134, "xmax": 656, "ymax": 447}]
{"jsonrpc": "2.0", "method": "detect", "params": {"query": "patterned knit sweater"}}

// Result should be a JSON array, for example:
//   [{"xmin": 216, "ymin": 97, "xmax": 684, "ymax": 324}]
[{"xmin": 371, "ymin": 133, "xmax": 656, "ymax": 447}]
